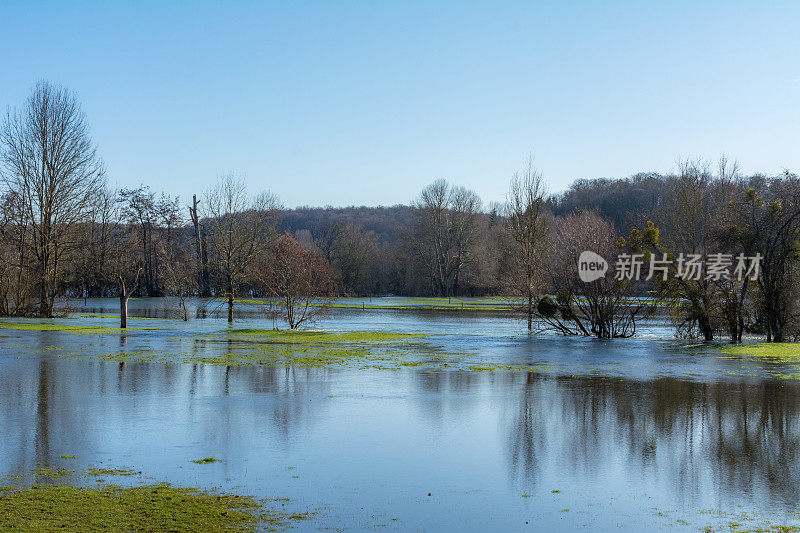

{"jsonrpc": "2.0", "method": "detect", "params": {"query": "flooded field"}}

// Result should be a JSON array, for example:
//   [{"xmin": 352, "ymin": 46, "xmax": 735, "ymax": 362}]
[{"xmin": 2, "ymin": 298, "xmax": 800, "ymax": 531}]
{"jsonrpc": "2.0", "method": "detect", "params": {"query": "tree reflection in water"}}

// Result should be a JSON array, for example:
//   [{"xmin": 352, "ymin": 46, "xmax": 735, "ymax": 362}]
[
  {"xmin": 506, "ymin": 372, "xmax": 800, "ymax": 508},
  {"xmin": 1, "ymin": 355, "xmax": 799, "ymax": 521}
]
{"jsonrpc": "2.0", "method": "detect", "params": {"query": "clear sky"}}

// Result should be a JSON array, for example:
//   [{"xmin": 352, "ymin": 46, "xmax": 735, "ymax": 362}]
[{"xmin": 1, "ymin": 1, "xmax": 798, "ymax": 208}]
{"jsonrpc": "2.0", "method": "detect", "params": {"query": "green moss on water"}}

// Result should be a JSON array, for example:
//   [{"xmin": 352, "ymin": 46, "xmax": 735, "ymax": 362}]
[
  {"xmin": 85, "ymin": 467, "xmax": 138, "ymax": 477},
  {"xmin": 0, "ymin": 322, "xmax": 139, "ymax": 334},
  {"xmin": 229, "ymin": 329, "xmax": 425, "ymax": 343},
  {"xmin": 30, "ymin": 467, "xmax": 75, "ymax": 482},
  {"xmin": 1, "ymin": 317, "xmax": 552, "ymax": 373},
  {"xmin": 0, "ymin": 465, "xmax": 310, "ymax": 532},
  {"xmin": 0, "ymin": 483, "xmax": 301, "ymax": 532},
  {"xmin": 73, "ymin": 314, "xmax": 163, "ymax": 320},
  {"xmin": 177, "ymin": 329, "xmax": 445, "ymax": 370},
  {"xmin": 191, "ymin": 457, "xmax": 220, "ymax": 464},
  {"xmin": 466, "ymin": 363, "xmax": 549, "ymax": 372}
]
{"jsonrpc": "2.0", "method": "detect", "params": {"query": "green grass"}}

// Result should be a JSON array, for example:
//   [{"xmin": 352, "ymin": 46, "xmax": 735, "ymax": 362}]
[
  {"xmin": 0, "ymin": 465, "xmax": 310, "ymax": 532},
  {"xmin": 85, "ymin": 467, "xmax": 138, "ymax": 477},
  {"xmin": 229, "ymin": 329, "xmax": 425, "ymax": 343},
  {"xmin": 0, "ymin": 317, "xmax": 556, "ymax": 373},
  {"xmin": 73, "ymin": 313, "xmax": 163, "ymax": 320},
  {"xmin": 0, "ymin": 483, "xmax": 303, "ymax": 532},
  {"xmin": 191, "ymin": 457, "xmax": 220, "ymax": 464},
  {"xmin": 179, "ymin": 328, "xmax": 442, "ymax": 369},
  {"xmin": 721, "ymin": 343, "xmax": 800, "ymax": 363},
  {"xmin": 0, "ymin": 322, "xmax": 140, "ymax": 334}
]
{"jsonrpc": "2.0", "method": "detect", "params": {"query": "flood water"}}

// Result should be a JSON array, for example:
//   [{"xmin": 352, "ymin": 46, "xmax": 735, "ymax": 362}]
[{"xmin": 1, "ymin": 298, "xmax": 799, "ymax": 531}]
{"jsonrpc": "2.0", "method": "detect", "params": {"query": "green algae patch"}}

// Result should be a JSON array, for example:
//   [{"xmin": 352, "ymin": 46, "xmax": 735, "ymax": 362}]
[
  {"xmin": 229, "ymin": 329, "xmax": 426, "ymax": 344},
  {"xmin": 2, "ymin": 316, "xmax": 548, "ymax": 373},
  {"xmin": 85, "ymin": 467, "xmax": 138, "ymax": 477},
  {"xmin": 466, "ymin": 363, "xmax": 551, "ymax": 372},
  {"xmin": 191, "ymin": 457, "xmax": 220, "ymax": 464},
  {"xmin": 0, "ymin": 483, "xmax": 299, "ymax": 532},
  {"xmin": 73, "ymin": 313, "xmax": 163, "ymax": 320},
  {"xmin": 0, "ymin": 322, "xmax": 138, "ymax": 335},
  {"xmin": 178, "ymin": 328, "xmax": 444, "ymax": 369},
  {"xmin": 0, "ymin": 465, "xmax": 312, "ymax": 532},
  {"xmin": 721, "ymin": 343, "xmax": 800, "ymax": 364}
]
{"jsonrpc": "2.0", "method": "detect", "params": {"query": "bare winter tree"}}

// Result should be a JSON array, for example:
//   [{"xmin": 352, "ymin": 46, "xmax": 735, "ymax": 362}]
[
  {"xmin": 257, "ymin": 234, "xmax": 336, "ymax": 329},
  {"xmin": 0, "ymin": 81, "xmax": 105, "ymax": 316},
  {"xmin": 0, "ymin": 190, "xmax": 38, "ymax": 315},
  {"xmin": 106, "ymin": 211, "xmax": 142, "ymax": 328},
  {"xmin": 414, "ymin": 179, "xmax": 482, "ymax": 296},
  {"xmin": 189, "ymin": 194, "xmax": 210, "ymax": 297},
  {"xmin": 79, "ymin": 185, "xmax": 119, "ymax": 299},
  {"xmin": 745, "ymin": 173, "xmax": 800, "ymax": 342},
  {"xmin": 204, "ymin": 173, "xmax": 281, "ymax": 322},
  {"xmin": 504, "ymin": 157, "xmax": 551, "ymax": 330},
  {"xmin": 538, "ymin": 210, "xmax": 647, "ymax": 338},
  {"xmin": 650, "ymin": 160, "xmax": 719, "ymax": 340}
]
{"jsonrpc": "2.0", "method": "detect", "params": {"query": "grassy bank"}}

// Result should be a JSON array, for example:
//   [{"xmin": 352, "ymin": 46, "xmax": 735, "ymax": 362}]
[{"xmin": 0, "ymin": 467, "xmax": 308, "ymax": 532}]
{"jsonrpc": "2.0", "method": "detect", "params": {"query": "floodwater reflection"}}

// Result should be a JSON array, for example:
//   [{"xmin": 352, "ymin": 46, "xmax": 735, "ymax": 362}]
[
  {"xmin": 1, "ymin": 353, "xmax": 799, "ymax": 530},
  {"xmin": 1, "ymin": 300, "xmax": 799, "ymax": 530}
]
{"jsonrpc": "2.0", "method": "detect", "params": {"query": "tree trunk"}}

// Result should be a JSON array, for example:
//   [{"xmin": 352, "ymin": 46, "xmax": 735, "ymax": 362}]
[
  {"xmin": 227, "ymin": 294, "xmax": 234, "ymax": 323},
  {"xmin": 527, "ymin": 294, "xmax": 533, "ymax": 331},
  {"xmin": 39, "ymin": 278, "xmax": 49, "ymax": 318},
  {"xmin": 699, "ymin": 316, "xmax": 713, "ymax": 341},
  {"xmin": 120, "ymin": 294, "xmax": 128, "ymax": 328},
  {"xmin": 190, "ymin": 195, "xmax": 210, "ymax": 297}
]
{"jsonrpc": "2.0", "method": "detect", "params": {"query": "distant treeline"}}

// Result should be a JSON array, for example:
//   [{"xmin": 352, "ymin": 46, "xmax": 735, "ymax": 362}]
[{"xmin": 3, "ymin": 82, "xmax": 800, "ymax": 341}]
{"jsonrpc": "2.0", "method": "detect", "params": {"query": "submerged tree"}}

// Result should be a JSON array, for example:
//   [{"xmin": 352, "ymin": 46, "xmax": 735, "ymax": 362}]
[
  {"xmin": 107, "ymin": 213, "xmax": 142, "ymax": 329},
  {"xmin": 0, "ymin": 81, "xmax": 105, "ymax": 316},
  {"xmin": 649, "ymin": 160, "xmax": 719, "ymax": 340},
  {"xmin": 118, "ymin": 186, "xmax": 182, "ymax": 297},
  {"xmin": 537, "ymin": 210, "xmax": 647, "ymax": 338},
  {"xmin": 744, "ymin": 174, "xmax": 800, "ymax": 342},
  {"xmin": 503, "ymin": 157, "xmax": 550, "ymax": 331},
  {"xmin": 257, "ymin": 234, "xmax": 335, "ymax": 329},
  {"xmin": 204, "ymin": 173, "xmax": 280, "ymax": 323},
  {"xmin": 188, "ymin": 193, "xmax": 210, "ymax": 297}
]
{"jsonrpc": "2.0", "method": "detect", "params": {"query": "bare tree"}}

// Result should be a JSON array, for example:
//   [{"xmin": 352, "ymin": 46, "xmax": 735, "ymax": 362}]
[
  {"xmin": 414, "ymin": 179, "xmax": 482, "ymax": 296},
  {"xmin": 652, "ymin": 160, "xmax": 719, "ymax": 340},
  {"xmin": 504, "ymin": 157, "xmax": 550, "ymax": 330},
  {"xmin": 106, "ymin": 213, "xmax": 142, "ymax": 328},
  {"xmin": 0, "ymin": 81, "xmax": 105, "ymax": 316},
  {"xmin": 538, "ymin": 210, "xmax": 646, "ymax": 338},
  {"xmin": 746, "ymin": 173, "xmax": 800, "ymax": 342},
  {"xmin": 118, "ymin": 186, "xmax": 180, "ymax": 297},
  {"xmin": 117, "ymin": 269, "xmax": 141, "ymax": 329},
  {"xmin": 0, "ymin": 190, "xmax": 38, "ymax": 315},
  {"xmin": 80, "ymin": 185, "xmax": 119, "ymax": 298},
  {"xmin": 258, "ymin": 234, "xmax": 335, "ymax": 329},
  {"xmin": 189, "ymin": 194, "xmax": 210, "ymax": 297},
  {"xmin": 204, "ymin": 173, "xmax": 281, "ymax": 322}
]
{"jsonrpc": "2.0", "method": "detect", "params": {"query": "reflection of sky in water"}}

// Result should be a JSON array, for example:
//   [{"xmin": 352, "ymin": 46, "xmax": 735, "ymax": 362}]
[{"xmin": 0, "ymin": 298, "xmax": 798, "ymax": 531}]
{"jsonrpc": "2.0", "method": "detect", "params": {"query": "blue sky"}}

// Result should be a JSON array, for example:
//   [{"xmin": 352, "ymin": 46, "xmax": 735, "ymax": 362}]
[{"xmin": 1, "ymin": 1, "xmax": 798, "ymax": 208}]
